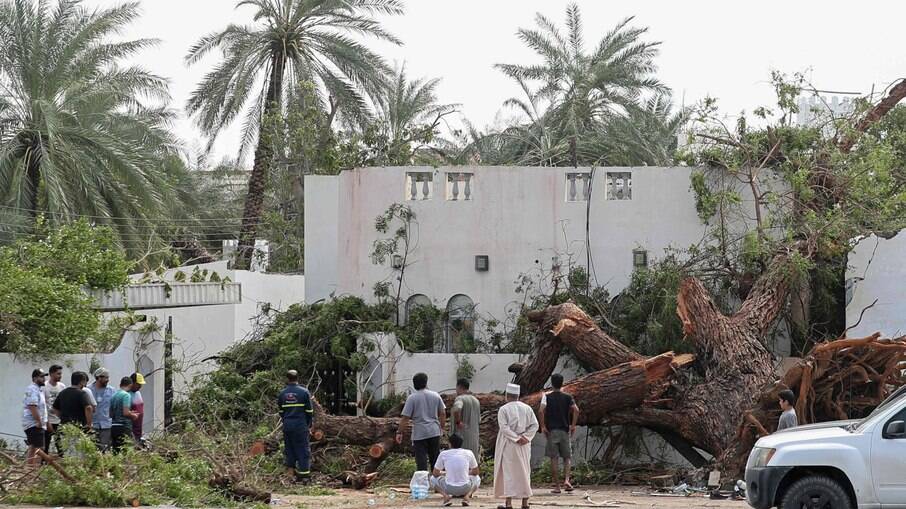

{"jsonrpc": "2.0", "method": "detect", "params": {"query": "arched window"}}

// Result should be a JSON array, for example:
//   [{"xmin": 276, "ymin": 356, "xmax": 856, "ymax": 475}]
[
  {"xmin": 405, "ymin": 294, "xmax": 432, "ymax": 323},
  {"xmin": 446, "ymin": 294, "xmax": 475, "ymax": 353},
  {"xmin": 405, "ymin": 294, "xmax": 438, "ymax": 352}
]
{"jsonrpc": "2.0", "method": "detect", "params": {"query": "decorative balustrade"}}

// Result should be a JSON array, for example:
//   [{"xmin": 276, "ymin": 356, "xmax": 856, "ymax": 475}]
[
  {"xmin": 606, "ymin": 172, "xmax": 632, "ymax": 200},
  {"xmin": 446, "ymin": 172, "xmax": 473, "ymax": 201},
  {"xmin": 406, "ymin": 172, "xmax": 433, "ymax": 200},
  {"xmin": 565, "ymin": 172, "xmax": 592, "ymax": 202}
]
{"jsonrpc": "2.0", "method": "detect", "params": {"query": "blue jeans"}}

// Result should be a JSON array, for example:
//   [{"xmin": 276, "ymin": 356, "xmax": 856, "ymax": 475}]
[{"xmin": 283, "ymin": 425, "xmax": 310, "ymax": 474}]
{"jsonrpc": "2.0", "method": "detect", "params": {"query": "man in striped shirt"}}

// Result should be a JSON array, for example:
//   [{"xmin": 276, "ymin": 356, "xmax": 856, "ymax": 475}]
[{"xmin": 278, "ymin": 370, "xmax": 314, "ymax": 482}]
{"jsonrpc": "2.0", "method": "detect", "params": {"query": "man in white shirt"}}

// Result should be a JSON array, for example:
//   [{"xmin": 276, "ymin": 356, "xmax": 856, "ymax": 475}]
[
  {"xmin": 433, "ymin": 434, "xmax": 480, "ymax": 507},
  {"xmin": 43, "ymin": 364, "xmax": 66, "ymax": 454},
  {"xmin": 23, "ymin": 368, "xmax": 48, "ymax": 466}
]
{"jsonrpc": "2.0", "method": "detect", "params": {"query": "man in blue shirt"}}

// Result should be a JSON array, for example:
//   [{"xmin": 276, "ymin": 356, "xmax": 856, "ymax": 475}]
[
  {"xmin": 109, "ymin": 377, "xmax": 139, "ymax": 454},
  {"xmin": 89, "ymin": 368, "xmax": 116, "ymax": 451},
  {"xmin": 278, "ymin": 370, "xmax": 314, "ymax": 482}
]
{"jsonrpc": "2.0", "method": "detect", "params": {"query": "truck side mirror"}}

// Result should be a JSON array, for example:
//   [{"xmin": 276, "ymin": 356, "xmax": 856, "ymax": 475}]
[{"xmin": 885, "ymin": 420, "xmax": 906, "ymax": 438}]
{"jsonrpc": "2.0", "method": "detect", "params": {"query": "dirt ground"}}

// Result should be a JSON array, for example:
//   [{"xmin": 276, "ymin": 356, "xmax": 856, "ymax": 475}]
[{"xmin": 276, "ymin": 485, "xmax": 749, "ymax": 509}]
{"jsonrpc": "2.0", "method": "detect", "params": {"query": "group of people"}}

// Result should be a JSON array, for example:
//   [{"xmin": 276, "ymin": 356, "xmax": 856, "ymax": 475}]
[
  {"xmin": 394, "ymin": 372, "xmax": 579, "ymax": 508},
  {"xmin": 22, "ymin": 365, "xmax": 146, "ymax": 464},
  {"xmin": 274, "ymin": 369, "xmax": 579, "ymax": 507}
]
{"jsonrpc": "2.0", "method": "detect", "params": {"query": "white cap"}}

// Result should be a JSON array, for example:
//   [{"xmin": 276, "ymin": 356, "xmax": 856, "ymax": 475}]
[{"xmin": 506, "ymin": 383, "xmax": 521, "ymax": 396}]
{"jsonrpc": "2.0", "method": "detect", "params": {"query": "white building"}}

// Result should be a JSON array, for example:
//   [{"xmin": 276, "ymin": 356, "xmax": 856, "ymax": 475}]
[{"xmin": 305, "ymin": 165, "xmax": 774, "ymax": 351}]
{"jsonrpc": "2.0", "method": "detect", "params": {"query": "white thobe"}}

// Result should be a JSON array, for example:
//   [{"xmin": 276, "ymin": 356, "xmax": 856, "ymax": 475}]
[{"xmin": 493, "ymin": 401, "xmax": 538, "ymax": 499}]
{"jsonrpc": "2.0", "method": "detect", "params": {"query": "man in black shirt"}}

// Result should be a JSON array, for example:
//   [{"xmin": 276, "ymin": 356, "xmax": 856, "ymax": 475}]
[
  {"xmin": 52, "ymin": 371, "xmax": 94, "ymax": 431},
  {"xmin": 539, "ymin": 373, "xmax": 580, "ymax": 494}
]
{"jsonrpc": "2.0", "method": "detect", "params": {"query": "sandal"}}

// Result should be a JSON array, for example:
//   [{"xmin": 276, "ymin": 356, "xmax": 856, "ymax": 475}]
[
  {"xmin": 461, "ymin": 501, "xmax": 470, "ymax": 507},
  {"xmin": 564, "ymin": 481, "xmax": 574, "ymax": 492},
  {"xmin": 443, "ymin": 500, "xmax": 453, "ymax": 507}
]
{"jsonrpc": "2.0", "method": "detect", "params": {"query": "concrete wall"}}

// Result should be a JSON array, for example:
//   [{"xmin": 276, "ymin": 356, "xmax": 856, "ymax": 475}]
[
  {"xmin": 846, "ymin": 232, "xmax": 906, "ymax": 338},
  {"xmin": 305, "ymin": 166, "xmax": 779, "ymax": 350},
  {"xmin": 0, "ymin": 335, "xmax": 164, "ymax": 450},
  {"xmin": 305, "ymin": 176, "xmax": 340, "ymax": 302}
]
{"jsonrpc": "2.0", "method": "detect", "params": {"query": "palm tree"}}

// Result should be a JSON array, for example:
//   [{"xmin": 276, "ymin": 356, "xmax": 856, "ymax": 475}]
[
  {"xmin": 582, "ymin": 93, "xmax": 688, "ymax": 166},
  {"xmin": 496, "ymin": 3, "xmax": 665, "ymax": 165},
  {"xmin": 363, "ymin": 63, "xmax": 457, "ymax": 165},
  {"xmin": 0, "ymin": 0, "xmax": 181, "ymax": 245},
  {"xmin": 186, "ymin": 0, "xmax": 403, "ymax": 268}
]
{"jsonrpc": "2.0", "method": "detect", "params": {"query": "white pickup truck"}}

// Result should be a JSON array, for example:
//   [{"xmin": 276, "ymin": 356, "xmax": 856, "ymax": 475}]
[{"xmin": 745, "ymin": 386, "xmax": 906, "ymax": 509}]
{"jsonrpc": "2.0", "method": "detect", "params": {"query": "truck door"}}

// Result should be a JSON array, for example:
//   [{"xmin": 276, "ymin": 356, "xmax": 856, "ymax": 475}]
[{"xmin": 872, "ymin": 406, "xmax": 906, "ymax": 507}]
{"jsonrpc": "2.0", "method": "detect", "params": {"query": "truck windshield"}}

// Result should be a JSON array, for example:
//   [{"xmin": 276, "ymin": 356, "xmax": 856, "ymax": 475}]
[{"xmin": 851, "ymin": 385, "xmax": 906, "ymax": 431}]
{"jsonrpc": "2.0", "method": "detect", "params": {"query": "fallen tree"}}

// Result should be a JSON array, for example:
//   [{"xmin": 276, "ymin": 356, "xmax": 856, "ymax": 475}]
[{"xmin": 307, "ymin": 78, "xmax": 906, "ymax": 484}]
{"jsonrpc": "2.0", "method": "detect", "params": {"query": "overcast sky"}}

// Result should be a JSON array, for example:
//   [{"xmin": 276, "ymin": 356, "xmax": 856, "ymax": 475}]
[{"xmin": 82, "ymin": 0, "xmax": 906, "ymax": 166}]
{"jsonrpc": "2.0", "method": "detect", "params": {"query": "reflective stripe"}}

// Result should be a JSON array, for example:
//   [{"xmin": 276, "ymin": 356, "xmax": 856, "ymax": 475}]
[
  {"xmin": 281, "ymin": 403, "xmax": 307, "ymax": 408},
  {"xmin": 305, "ymin": 409, "xmax": 314, "ymax": 413},
  {"xmin": 298, "ymin": 470, "xmax": 311, "ymax": 475}
]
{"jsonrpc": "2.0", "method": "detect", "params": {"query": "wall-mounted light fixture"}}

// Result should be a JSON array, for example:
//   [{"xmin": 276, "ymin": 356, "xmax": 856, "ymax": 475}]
[
  {"xmin": 475, "ymin": 255, "xmax": 489, "ymax": 272},
  {"xmin": 391, "ymin": 254, "xmax": 404, "ymax": 269},
  {"xmin": 632, "ymin": 249, "xmax": 648, "ymax": 269}
]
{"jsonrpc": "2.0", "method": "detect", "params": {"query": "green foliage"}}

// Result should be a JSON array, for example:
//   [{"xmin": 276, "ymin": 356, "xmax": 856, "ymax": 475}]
[
  {"xmin": 690, "ymin": 171, "xmax": 718, "ymax": 222},
  {"xmin": 15, "ymin": 219, "xmax": 130, "ymax": 290},
  {"xmin": 0, "ymin": 221, "xmax": 130, "ymax": 355},
  {"xmin": 0, "ymin": 0, "xmax": 188, "ymax": 244},
  {"xmin": 607, "ymin": 258, "xmax": 691, "ymax": 356},
  {"xmin": 177, "ymin": 296, "xmax": 396, "ymax": 423},
  {"xmin": 455, "ymin": 356, "xmax": 476, "ymax": 382},
  {"xmin": 6, "ymin": 426, "xmax": 229, "ymax": 507},
  {"xmin": 0, "ymin": 261, "xmax": 99, "ymax": 355},
  {"xmin": 398, "ymin": 304, "xmax": 444, "ymax": 352}
]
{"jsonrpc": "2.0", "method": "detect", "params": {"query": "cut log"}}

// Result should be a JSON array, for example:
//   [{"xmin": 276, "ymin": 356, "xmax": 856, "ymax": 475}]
[
  {"xmin": 209, "ymin": 470, "xmax": 271, "ymax": 503},
  {"xmin": 366, "ymin": 436, "xmax": 397, "ymax": 474}
]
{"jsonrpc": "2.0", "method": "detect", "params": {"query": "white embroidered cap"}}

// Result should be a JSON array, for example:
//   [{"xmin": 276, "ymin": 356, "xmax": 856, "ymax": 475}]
[{"xmin": 506, "ymin": 383, "xmax": 521, "ymax": 396}]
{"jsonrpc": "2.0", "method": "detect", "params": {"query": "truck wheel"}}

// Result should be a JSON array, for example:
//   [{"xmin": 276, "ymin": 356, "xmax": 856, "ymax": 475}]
[{"xmin": 780, "ymin": 475, "xmax": 853, "ymax": 509}]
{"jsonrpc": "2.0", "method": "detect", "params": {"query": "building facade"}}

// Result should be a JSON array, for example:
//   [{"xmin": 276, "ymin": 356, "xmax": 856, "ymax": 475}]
[{"xmin": 305, "ymin": 165, "xmax": 771, "ymax": 352}]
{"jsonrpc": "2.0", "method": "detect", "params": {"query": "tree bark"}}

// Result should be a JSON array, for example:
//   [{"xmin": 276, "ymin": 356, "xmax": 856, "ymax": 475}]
[
  {"xmin": 524, "ymin": 302, "xmax": 642, "ymax": 371},
  {"xmin": 315, "ymin": 352, "xmax": 694, "ymax": 456},
  {"xmin": 236, "ymin": 50, "xmax": 286, "ymax": 270},
  {"xmin": 510, "ymin": 332, "xmax": 562, "ymax": 395}
]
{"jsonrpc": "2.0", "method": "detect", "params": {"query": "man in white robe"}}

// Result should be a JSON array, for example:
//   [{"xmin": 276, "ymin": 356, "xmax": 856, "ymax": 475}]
[{"xmin": 493, "ymin": 383, "xmax": 538, "ymax": 509}]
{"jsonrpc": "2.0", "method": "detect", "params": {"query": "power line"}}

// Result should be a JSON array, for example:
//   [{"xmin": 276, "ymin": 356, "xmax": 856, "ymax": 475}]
[{"xmin": 0, "ymin": 204, "xmax": 265, "ymax": 223}]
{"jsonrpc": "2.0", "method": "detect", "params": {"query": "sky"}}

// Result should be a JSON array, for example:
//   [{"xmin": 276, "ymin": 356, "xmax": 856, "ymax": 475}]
[{"xmin": 81, "ymin": 0, "xmax": 906, "ymax": 166}]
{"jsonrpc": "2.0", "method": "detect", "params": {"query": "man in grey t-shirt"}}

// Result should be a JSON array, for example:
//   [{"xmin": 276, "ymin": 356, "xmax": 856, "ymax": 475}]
[
  {"xmin": 451, "ymin": 378, "xmax": 481, "ymax": 461},
  {"xmin": 777, "ymin": 389, "xmax": 798, "ymax": 431},
  {"xmin": 396, "ymin": 372, "xmax": 446, "ymax": 471}
]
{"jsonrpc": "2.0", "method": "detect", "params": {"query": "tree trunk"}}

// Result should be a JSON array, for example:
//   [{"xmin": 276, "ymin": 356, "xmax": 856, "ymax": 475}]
[
  {"xmin": 510, "ymin": 333, "xmax": 562, "ymax": 395},
  {"xmin": 235, "ymin": 51, "xmax": 286, "ymax": 270},
  {"xmin": 525, "ymin": 303, "xmax": 642, "ymax": 371},
  {"xmin": 314, "ymin": 352, "xmax": 694, "ymax": 454}
]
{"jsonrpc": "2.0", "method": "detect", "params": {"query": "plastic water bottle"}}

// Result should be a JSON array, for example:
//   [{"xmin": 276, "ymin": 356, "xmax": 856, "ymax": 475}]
[{"xmin": 367, "ymin": 498, "xmax": 376, "ymax": 506}]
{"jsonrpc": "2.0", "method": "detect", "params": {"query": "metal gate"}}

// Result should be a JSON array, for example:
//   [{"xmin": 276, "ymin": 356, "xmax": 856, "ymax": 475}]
[{"xmin": 317, "ymin": 359, "xmax": 356, "ymax": 415}]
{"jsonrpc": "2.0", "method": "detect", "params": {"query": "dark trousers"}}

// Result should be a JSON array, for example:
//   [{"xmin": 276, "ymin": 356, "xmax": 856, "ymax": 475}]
[
  {"xmin": 283, "ymin": 426, "xmax": 311, "ymax": 474},
  {"xmin": 44, "ymin": 426, "xmax": 64, "ymax": 455},
  {"xmin": 413, "ymin": 436, "xmax": 441, "ymax": 471},
  {"xmin": 111, "ymin": 425, "xmax": 131, "ymax": 454}
]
